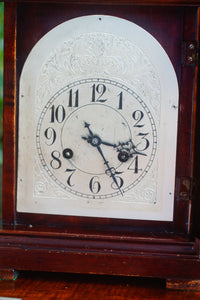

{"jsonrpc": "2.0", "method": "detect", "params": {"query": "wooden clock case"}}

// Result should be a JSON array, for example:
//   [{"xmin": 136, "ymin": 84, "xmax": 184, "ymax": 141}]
[{"xmin": 1, "ymin": 0, "xmax": 200, "ymax": 290}]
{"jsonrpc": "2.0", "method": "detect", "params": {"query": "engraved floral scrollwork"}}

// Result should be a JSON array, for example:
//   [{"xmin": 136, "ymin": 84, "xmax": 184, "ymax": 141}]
[
  {"xmin": 34, "ymin": 158, "xmax": 67, "ymax": 198},
  {"xmin": 36, "ymin": 33, "xmax": 161, "ymax": 117},
  {"xmin": 34, "ymin": 32, "xmax": 160, "ymax": 204}
]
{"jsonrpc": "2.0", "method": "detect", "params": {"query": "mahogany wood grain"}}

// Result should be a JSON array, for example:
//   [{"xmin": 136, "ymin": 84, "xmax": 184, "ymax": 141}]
[
  {"xmin": 1, "ymin": 271, "xmax": 200, "ymax": 299},
  {"xmin": 166, "ymin": 279, "xmax": 200, "ymax": 291},
  {"xmin": 192, "ymin": 7, "xmax": 200, "ymax": 237},
  {"xmin": 2, "ymin": 2, "xmax": 17, "ymax": 227},
  {"xmin": 0, "ymin": 229, "xmax": 200, "ymax": 283},
  {"xmin": 0, "ymin": 269, "xmax": 18, "ymax": 280},
  {"xmin": 3, "ymin": 0, "xmax": 200, "ymax": 6}
]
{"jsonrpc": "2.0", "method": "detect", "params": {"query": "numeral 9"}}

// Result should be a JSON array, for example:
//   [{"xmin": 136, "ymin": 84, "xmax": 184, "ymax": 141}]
[{"xmin": 44, "ymin": 127, "xmax": 56, "ymax": 145}]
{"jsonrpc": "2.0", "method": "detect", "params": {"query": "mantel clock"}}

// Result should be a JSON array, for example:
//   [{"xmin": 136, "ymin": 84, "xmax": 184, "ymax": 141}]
[{"xmin": 1, "ymin": 0, "xmax": 200, "ymax": 290}]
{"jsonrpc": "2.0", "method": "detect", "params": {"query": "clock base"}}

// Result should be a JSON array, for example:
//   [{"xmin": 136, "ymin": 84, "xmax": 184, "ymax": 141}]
[
  {"xmin": 0, "ymin": 269, "xmax": 18, "ymax": 281},
  {"xmin": 0, "ymin": 229, "xmax": 200, "ymax": 291},
  {"xmin": 166, "ymin": 279, "xmax": 200, "ymax": 291},
  {"xmin": 1, "ymin": 269, "xmax": 200, "ymax": 292}
]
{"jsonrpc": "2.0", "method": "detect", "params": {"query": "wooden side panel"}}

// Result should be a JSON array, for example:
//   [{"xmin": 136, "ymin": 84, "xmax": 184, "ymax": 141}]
[
  {"xmin": 173, "ymin": 8, "xmax": 199, "ymax": 234},
  {"xmin": 2, "ymin": 2, "xmax": 17, "ymax": 227},
  {"xmin": 191, "ymin": 7, "xmax": 200, "ymax": 237}
]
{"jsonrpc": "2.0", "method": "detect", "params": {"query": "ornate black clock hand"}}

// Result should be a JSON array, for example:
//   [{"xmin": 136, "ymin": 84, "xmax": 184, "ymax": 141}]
[
  {"xmin": 82, "ymin": 135, "xmax": 117, "ymax": 148},
  {"xmin": 100, "ymin": 140, "xmax": 117, "ymax": 148},
  {"xmin": 129, "ymin": 139, "xmax": 146, "ymax": 156},
  {"xmin": 84, "ymin": 122, "xmax": 94, "ymax": 137},
  {"xmin": 96, "ymin": 144, "xmax": 123, "ymax": 196},
  {"xmin": 82, "ymin": 122, "xmax": 123, "ymax": 196},
  {"xmin": 82, "ymin": 132, "xmax": 146, "ymax": 164},
  {"xmin": 85, "ymin": 134, "xmax": 146, "ymax": 157},
  {"xmin": 83, "ymin": 122, "xmax": 102, "ymax": 146},
  {"xmin": 117, "ymin": 139, "xmax": 147, "ymax": 158}
]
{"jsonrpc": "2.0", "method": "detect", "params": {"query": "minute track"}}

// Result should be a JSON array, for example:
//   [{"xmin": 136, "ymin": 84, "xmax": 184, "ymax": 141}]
[{"xmin": 37, "ymin": 78, "xmax": 157, "ymax": 199}]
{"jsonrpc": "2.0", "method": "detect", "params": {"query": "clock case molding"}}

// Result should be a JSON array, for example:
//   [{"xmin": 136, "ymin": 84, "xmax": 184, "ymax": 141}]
[{"xmin": 1, "ymin": 0, "xmax": 200, "ymax": 288}]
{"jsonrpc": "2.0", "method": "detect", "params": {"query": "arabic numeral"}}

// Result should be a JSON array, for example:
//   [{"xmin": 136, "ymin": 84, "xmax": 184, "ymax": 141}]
[
  {"xmin": 111, "ymin": 175, "xmax": 124, "ymax": 190},
  {"xmin": 132, "ymin": 110, "xmax": 144, "ymax": 128},
  {"xmin": 44, "ymin": 127, "xmax": 56, "ymax": 145},
  {"xmin": 128, "ymin": 155, "xmax": 142, "ymax": 174},
  {"xmin": 91, "ymin": 84, "xmax": 107, "ymax": 102},
  {"xmin": 65, "ymin": 168, "xmax": 76, "ymax": 187},
  {"xmin": 50, "ymin": 150, "xmax": 61, "ymax": 169},
  {"xmin": 50, "ymin": 105, "xmax": 66, "ymax": 123},
  {"xmin": 89, "ymin": 176, "xmax": 101, "ymax": 194},
  {"xmin": 137, "ymin": 133, "xmax": 150, "ymax": 151},
  {"xmin": 68, "ymin": 89, "xmax": 79, "ymax": 107},
  {"xmin": 118, "ymin": 92, "xmax": 123, "ymax": 110}
]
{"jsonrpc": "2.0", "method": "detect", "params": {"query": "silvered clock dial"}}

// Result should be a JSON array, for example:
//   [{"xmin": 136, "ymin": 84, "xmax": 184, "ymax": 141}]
[
  {"xmin": 36, "ymin": 78, "xmax": 157, "ymax": 199},
  {"xmin": 17, "ymin": 15, "xmax": 178, "ymax": 221}
]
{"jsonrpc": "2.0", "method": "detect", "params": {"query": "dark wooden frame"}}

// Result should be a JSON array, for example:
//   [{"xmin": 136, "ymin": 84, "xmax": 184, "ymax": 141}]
[
  {"xmin": 1, "ymin": 0, "xmax": 200, "ymax": 290},
  {"xmin": 3, "ymin": 1, "xmax": 197, "ymax": 235}
]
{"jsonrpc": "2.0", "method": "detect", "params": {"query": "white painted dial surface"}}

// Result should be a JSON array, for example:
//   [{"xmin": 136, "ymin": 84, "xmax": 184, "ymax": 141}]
[
  {"xmin": 17, "ymin": 15, "xmax": 179, "ymax": 221},
  {"xmin": 37, "ymin": 78, "xmax": 157, "ymax": 199}
]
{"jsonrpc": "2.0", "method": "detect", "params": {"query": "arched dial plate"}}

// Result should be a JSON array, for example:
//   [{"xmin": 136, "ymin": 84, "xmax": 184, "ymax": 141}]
[{"xmin": 17, "ymin": 15, "xmax": 179, "ymax": 221}]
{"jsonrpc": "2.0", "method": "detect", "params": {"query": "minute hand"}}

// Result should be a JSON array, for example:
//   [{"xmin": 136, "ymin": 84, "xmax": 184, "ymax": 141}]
[{"xmin": 96, "ymin": 145, "xmax": 123, "ymax": 196}]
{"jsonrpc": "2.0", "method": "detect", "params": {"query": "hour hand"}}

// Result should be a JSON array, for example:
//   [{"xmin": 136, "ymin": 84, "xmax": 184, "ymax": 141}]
[
  {"xmin": 84, "ymin": 122, "xmax": 93, "ymax": 137},
  {"xmin": 82, "ymin": 135, "xmax": 101, "ymax": 147},
  {"xmin": 129, "ymin": 139, "xmax": 147, "ymax": 156},
  {"xmin": 83, "ymin": 122, "xmax": 122, "ymax": 149},
  {"xmin": 118, "ymin": 139, "xmax": 147, "ymax": 156},
  {"xmin": 82, "ymin": 135, "xmax": 91, "ymax": 143},
  {"xmin": 82, "ymin": 122, "xmax": 101, "ymax": 146},
  {"xmin": 100, "ymin": 140, "xmax": 117, "ymax": 148},
  {"xmin": 98, "ymin": 139, "xmax": 146, "ymax": 157},
  {"xmin": 82, "ymin": 135, "xmax": 118, "ymax": 150}
]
